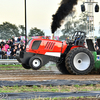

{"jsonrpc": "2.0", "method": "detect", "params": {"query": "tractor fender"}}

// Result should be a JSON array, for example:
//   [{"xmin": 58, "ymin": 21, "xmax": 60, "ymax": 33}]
[{"xmin": 70, "ymin": 45, "xmax": 84, "ymax": 50}]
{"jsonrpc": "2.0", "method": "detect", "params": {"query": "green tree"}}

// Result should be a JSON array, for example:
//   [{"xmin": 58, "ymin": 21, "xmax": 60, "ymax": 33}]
[
  {"xmin": 61, "ymin": 20, "xmax": 75, "ymax": 36},
  {"xmin": 77, "ymin": 12, "xmax": 89, "ymax": 32},
  {"xmin": 28, "ymin": 27, "xmax": 45, "ymax": 36},
  {"xmin": 19, "ymin": 25, "xmax": 25, "ymax": 36},
  {"xmin": 59, "ymin": 35, "xmax": 68, "ymax": 40},
  {"xmin": 0, "ymin": 22, "xmax": 20, "ymax": 39},
  {"xmin": 61, "ymin": 11, "xmax": 76, "ymax": 37},
  {"xmin": 61, "ymin": 12, "xmax": 94, "ymax": 37},
  {"xmin": 61, "ymin": 15, "xmax": 76, "ymax": 38}
]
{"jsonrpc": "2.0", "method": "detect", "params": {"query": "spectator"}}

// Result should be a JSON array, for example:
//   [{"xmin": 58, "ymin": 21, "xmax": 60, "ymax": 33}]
[
  {"xmin": 14, "ymin": 45, "xmax": 18, "ymax": 51},
  {"xmin": 5, "ymin": 42, "xmax": 9, "ymax": 51},
  {"xmin": 11, "ymin": 45, "xmax": 18, "ymax": 59},
  {"xmin": 8, "ymin": 38, "xmax": 11, "ymax": 43},
  {"xmin": 9, "ymin": 39, "xmax": 14, "ymax": 48},
  {"xmin": 0, "ymin": 37, "xmax": 26, "ymax": 59},
  {"xmin": 2, "ymin": 46, "xmax": 7, "ymax": 59},
  {"xmin": 17, "ymin": 43, "xmax": 22, "ymax": 51},
  {"xmin": 2, "ymin": 45, "xmax": 7, "ymax": 52},
  {"xmin": 20, "ymin": 40, "xmax": 24, "ymax": 46},
  {"xmin": 1, "ymin": 40, "xmax": 5, "ymax": 49},
  {"xmin": 17, "ymin": 37, "xmax": 21, "ymax": 42},
  {"xmin": 2, "ymin": 52, "xmax": 7, "ymax": 59},
  {"xmin": 12, "ymin": 49, "xmax": 17, "ymax": 59},
  {"xmin": 11, "ymin": 36, "xmax": 15, "ymax": 43},
  {"xmin": 96, "ymin": 46, "xmax": 100, "ymax": 55},
  {"xmin": 7, "ymin": 49, "xmax": 11, "ymax": 59},
  {"xmin": 95, "ymin": 41, "xmax": 98, "ymax": 50},
  {"xmin": 21, "ymin": 45, "xmax": 25, "ymax": 51},
  {"xmin": 8, "ymin": 46, "xmax": 13, "ymax": 58},
  {"xmin": 0, "ymin": 47, "xmax": 2, "ymax": 59},
  {"xmin": 8, "ymin": 46, "xmax": 13, "ymax": 51},
  {"xmin": 46, "ymin": 36, "xmax": 49, "ymax": 39},
  {"xmin": 0, "ymin": 43, "xmax": 1, "ymax": 49},
  {"xmin": 10, "ymin": 50, "xmax": 14, "ymax": 59}
]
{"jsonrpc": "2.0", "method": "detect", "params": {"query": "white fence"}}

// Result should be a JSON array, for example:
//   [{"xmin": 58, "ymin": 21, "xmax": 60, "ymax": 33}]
[{"xmin": 0, "ymin": 59, "xmax": 20, "ymax": 64}]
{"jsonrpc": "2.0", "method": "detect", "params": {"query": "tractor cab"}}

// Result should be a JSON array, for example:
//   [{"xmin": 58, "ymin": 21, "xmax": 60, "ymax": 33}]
[
  {"xmin": 63, "ymin": 31, "xmax": 86, "ymax": 54},
  {"xmin": 72, "ymin": 31, "xmax": 86, "ymax": 46},
  {"xmin": 70, "ymin": 31, "xmax": 86, "ymax": 46},
  {"xmin": 65, "ymin": 31, "xmax": 86, "ymax": 48}
]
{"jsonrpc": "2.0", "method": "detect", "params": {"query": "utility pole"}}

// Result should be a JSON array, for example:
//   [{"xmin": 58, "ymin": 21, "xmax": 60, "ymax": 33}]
[{"xmin": 25, "ymin": 0, "xmax": 27, "ymax": 49}]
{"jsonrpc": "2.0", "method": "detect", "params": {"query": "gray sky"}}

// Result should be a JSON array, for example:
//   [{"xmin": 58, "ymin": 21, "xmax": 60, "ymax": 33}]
[
  {"xmin": 0, "ymin": 0, "xmax": 100, "ymax": 36},
  {"xmin": 0, "ymin": 0, "xmax": 61, "ymax": 36}
]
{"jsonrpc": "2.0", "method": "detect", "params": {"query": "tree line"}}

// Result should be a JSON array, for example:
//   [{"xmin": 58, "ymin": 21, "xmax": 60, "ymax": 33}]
[
  {"xmin": 0, "ymin": 22, "xmax": 45, "ymax": 40},
  {"xmin": 60, "ymin": 12, "xmax": 100, "ymax": 40},
  {"xmin": 0, "ymin": 12, "xmax": 100, "ymax": 40}
]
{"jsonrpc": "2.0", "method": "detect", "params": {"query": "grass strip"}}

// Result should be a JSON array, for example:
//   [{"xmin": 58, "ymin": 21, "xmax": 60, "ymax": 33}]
[
  {"xmin": 0, "ymin": 97, "xmax": 98, "ymax": 100},
  {"xmin": 0, "ymin": 64, "xmax": 22, "ymax": 67},
  {"xmin": 0, "ymin": 84, "xmax": 100, "ymax": 93},
  {"xmin": 0, "ymin": 64, "xmax": 53, "ymax": 70}
]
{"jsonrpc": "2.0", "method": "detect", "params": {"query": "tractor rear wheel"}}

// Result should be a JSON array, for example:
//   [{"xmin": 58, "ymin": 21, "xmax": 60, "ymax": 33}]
[
  {"xmin": 65, "ymin": 47, "xmax": 94, "ymax": 75},
  {"xmin": 56, "ymin": 60, "xmax": 70, "ymax": 74},
  {"xmin": 22, "ymin": 64, "xmax": 31, "ymax": 69}
]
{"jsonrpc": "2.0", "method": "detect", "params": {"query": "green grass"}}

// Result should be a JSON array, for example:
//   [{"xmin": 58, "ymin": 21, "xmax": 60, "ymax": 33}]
[
  {"xmin": 0, "ymin": 97, "xmax": 97, "ymax": 100},
  {"xmin": 0, "ymin": 84, "xmax": 100, "ymax": 93},
  {"xmin": 0, "ymin": 64, "xmax": 22, "ymax": 67},
  {"xmin": 0, "ymin": 64, "xmax": 57, "ymax": 71},
  {"xmin": 74, "ymin": 84, "xmax": 80, "ymax": 88},
  {"xmin": 0, "ymin": 68, "xmax": 23, "ymax": 70},
  {"xmin": 0, "ymin": 64, "xmax": 99, "ymax": 100},
  {"xmin": 0, "ymin": 64, "xmax": 25, "ymax": 70}
]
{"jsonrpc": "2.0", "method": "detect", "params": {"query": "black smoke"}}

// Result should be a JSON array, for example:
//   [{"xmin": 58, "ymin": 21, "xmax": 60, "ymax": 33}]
[{"xmin": 51, "ymin": 0, "xmax": 78, "ymax": 33}]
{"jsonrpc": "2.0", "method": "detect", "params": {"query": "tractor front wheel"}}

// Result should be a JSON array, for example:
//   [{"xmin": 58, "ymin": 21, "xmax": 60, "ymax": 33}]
[
  {"xmin": 65, "ymin": 47, "xmax": 94, "ymax": 75},
  {"xmin": 29, "ymin": 56, "xmax": 43, "ymax": 70}
]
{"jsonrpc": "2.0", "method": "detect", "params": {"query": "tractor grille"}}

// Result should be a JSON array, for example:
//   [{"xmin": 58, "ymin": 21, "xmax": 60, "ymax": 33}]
[{"xmin": 45, "ymin": 42, "xmax": 55, "ymax": 50}]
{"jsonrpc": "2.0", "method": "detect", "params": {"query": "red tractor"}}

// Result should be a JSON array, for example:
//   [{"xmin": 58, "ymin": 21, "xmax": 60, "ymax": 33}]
[{"xmin": 16, "ymin": 31, "xmax": 94, "ymax": 75}]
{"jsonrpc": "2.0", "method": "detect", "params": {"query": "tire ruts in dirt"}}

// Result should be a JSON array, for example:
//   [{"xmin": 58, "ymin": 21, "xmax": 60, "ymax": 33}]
[
  {"xmin": 1, "ymin": 91, "xmax": 100, "ymax": 100},
  {"xmin": 1, "ymin": 80, "xmax": 100, "ymax": 87}
]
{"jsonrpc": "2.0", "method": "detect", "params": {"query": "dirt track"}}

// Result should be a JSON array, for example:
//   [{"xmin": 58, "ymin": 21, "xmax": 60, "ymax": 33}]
[{"xmin": 0, "ymin": 70, "xmax": 100, "ymax": 81}]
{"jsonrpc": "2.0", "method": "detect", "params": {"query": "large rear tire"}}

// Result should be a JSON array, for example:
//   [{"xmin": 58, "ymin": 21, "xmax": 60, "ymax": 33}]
[
  {"xmin": 56, "ymin": 60, "xmax": 70, "ymax": 74},
  {"xmin": 65, "ymin": 47, "xmax": 94, "ymax": 75}
]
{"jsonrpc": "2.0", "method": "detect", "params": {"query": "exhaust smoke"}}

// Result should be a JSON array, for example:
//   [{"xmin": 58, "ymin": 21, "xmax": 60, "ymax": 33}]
[{"xmin": 51, "ymin": 0, "xmax": 78, "ymax": 33}]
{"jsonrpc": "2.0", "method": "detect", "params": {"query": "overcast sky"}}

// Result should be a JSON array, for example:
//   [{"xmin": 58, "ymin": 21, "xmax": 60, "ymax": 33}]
[{"xmin": 0, "ymin": 0, "xmax": 100, "ymax": 36}]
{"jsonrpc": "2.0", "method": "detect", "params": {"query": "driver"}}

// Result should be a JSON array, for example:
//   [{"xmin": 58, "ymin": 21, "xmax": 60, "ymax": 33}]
[{"xmin": 73, "ymin": 36, "xmax": 80, "ymax": 45}]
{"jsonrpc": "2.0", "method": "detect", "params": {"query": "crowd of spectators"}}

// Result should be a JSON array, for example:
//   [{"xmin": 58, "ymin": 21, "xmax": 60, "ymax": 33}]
[{"xmin": 0, "ymin": 36, "xmax": 25, "ymax": 59}]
